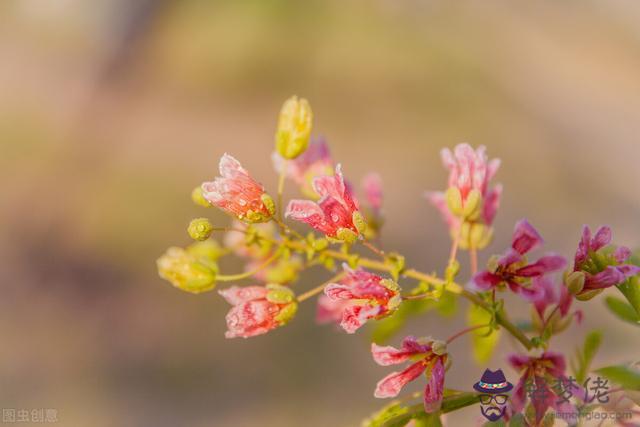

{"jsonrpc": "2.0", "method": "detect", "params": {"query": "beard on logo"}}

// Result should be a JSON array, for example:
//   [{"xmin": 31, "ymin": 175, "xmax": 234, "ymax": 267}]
[{"xmin": 480, "ymin": 405, "xmax": 505, "ymax": 422}]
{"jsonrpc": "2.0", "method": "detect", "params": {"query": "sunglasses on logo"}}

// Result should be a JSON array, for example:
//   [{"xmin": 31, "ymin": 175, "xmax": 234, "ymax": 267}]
[{"xmin": 479, "ymin": 394, "xmax": 508, "ymax": 405}]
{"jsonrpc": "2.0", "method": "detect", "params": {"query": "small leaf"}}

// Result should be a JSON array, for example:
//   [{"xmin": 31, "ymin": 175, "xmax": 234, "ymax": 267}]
[
  {"xmin": 574, "ymin": 330, "xmax": 602, "ymax": 384},
  {"xmin": 607, "ymin": 293, "xmax": 640, "ymax": 325},
  {"xmin": 362, "ymin": 401, "xmax": 409, "ymax": 427},
  {"xmin": 412, "ymin": 412, "xmax": 442, "ymax": 427},
  {"xmin": 436, "ymin": 291, "xmax": 458, "ymax": 317},
  {"xmin": 468, "ymin": 304, "xmax": 500, "ymax": 364},
  {"xmin": 595, "ymin": 364, "xmax": 640, "ymax": 391},
  {"xmin": 617, "ymin": 251, "xmax": 640, "ymax": 317},
  {"xmin": 508, "ymin": 413, "xmax": 527, "ymax": 427}
]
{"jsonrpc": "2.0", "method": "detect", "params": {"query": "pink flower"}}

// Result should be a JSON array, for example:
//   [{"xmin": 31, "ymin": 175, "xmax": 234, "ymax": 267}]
[
  {"xmin": 573, "ymin": 225, "xmax": 640, "ymax": 295},
  {"xmin": 508, "ymin": 352, "xmax": 582, "ymax": 424},
  {"xmin": 219, "ymin": 285, "xmax": 297, "ymax": 338},
  {"xmin": 323, "ymin": 267, "xmax": 401, "ymax": 333},
  {"xmin": 272, "ymin": 138, "xmax": 334, "ymax": 198},
  {"xmin": 470, "ymin": 220, "xmax": 566, "ymax": 301},
  {"xmin": 316, "ymin": 294, "xmax": 351, "ymax": 325},
  {"xmin": 532, "ymin": 277, "xmax": 573, "ymax": 319},
  {"xmin": 372, "ymin": 336, "xmax": 447, "ymax": 413},
  {"xmin": 427, "ymin": 143, "xmax": 502, "ymax": 228},
  {"xmin": 202, "ymin": 154, "xmax": 274, "ymax": 223},
  {"xmin": 285, "ymin": 165, "xmax": 363, "ymax": 240}
]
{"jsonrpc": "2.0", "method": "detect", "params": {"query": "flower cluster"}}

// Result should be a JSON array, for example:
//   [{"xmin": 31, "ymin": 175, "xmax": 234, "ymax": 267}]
[{"xmin": 157, "ymin": 95, "xmax": 640, "ymax": 426}]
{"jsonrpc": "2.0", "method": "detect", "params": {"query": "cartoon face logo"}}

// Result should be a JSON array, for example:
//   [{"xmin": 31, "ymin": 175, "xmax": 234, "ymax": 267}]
[{"xmin": 473, "ymin": 369, "xmax": 513, "ymax": 422}]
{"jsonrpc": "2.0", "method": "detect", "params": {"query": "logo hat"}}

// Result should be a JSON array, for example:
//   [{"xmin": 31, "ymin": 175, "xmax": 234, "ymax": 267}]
[{"xmin": 473, "ymin": 369, "xmax": 513, "ymax": 394}]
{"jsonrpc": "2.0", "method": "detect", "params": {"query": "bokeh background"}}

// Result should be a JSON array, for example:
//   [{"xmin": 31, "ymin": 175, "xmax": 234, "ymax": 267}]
[{"xmin": 1, "ymin": 1, "xmax": 639, "ymax": 426}]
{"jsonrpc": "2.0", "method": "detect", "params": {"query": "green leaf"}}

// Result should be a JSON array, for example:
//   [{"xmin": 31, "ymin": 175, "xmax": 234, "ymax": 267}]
[
  {"xmin": 605, "ymin": 296, "xmax": 639, "ymax": 325},
  {"xmin": 574, "ymin": 330, "xmax": 602, "ymax": 383},
  {"xmin": 362, "ymin": 401, "xmax": 410, "ymax": 427},
  {"xmin": 380, "ymin": 393, "xmax": 479, "ymax": 427},
  {"xmin": 436, "ymin": 291, "xmax": 458, "ymax": 317},
  {"xmin": 468, "ymin": 304, "xmax": 500, "ymax": 364},
  {"xmin": 616, "ymin": 275, "xmax": 640, "ymax": 319},
  {"xmin": 508, "ymin": 413, "xmax": 527, "ymax": 427},
  {"xmin": 595, "ymin": 364, "xmax": 640, "ymax": 391},
  {"xmin": 412, "ymin": 412, "xmax": 442, "ymax": 427}
]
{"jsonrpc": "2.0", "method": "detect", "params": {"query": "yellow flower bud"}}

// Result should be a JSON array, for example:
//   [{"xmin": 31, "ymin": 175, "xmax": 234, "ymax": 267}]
[
  {"xmin": 191, "ymin": 187, "xmax": 211, "ymax": 207},
  {"xmin": 157, "ymin": 247, "xmax": 217, "ymax": 294},
  {"xmin": 565, "ymin": 271, "xmax": 585, "ymax": 295},
  {"xmin": 187, "ymin": 218, "xmax": 214, "ymax": 241},
  {"xmin": 275, "ymin": 96, "xmax": 313, "ymax": 159},
  {"xmin": 445, "ymin": 187, "xmax": 463, "ymax": 216},
  {"xmin": 462, "ymin": 189, "xmax": 482, "ymax": 221},
  {"xmin": 431, "ymin": 340, "xmax": 448, "ymax": 356}
]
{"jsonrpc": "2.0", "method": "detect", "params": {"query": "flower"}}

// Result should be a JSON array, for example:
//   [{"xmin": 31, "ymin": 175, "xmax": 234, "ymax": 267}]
[
  {"xmin": 157, "ymin": 241, "xmax": 222, "ymax": 294},
  {"xmin": 530, "ymin": 276, "xmax": 582, "ymax": 333},
  {"xmin": 316, "ymin": 294, "xmax": 352, "ymax": 325},
  {"xmin": 285, "ymin": 165, "xmax": 365, "ymax": 242},
  {"xmin": 275, "ymin": 96, "xmax": 313, "ymax": 160},
  {"xmin": 324, "ymin": 266, "xmax": 401, "ymax": 333},
  {"xmin": 572, "ymin": 225, "xmax": 640, "ymax": 299},
  {"xmin": 470, "ymin": 219, "xmax": 566, "ymax": 301},
  {"xmin": 202, "ymin": 154, "xmax": 275, "ymax": 223},
  {"xmin": 372, "ymin": 336, "xmax": 448, "ymax": 413},
  {"xmin": 272, "ymin": 137, "xmax": 334, "ymax": 198},
  {"xmin": 427, "ymin": 143, "xmax": 502, "ymax": 223},
  {"xmin": 219, "ymin": 284, "xmax": 298, "ymax": 338},
  {"xmin": 508, "ymin": 352, "xmax": 582, "ymax": 424}
]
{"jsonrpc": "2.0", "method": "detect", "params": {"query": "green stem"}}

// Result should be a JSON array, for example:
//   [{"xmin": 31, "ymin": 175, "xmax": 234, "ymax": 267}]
[
  {"xmin": 276, "ymin": 159, "xmax": 288, "ymax": 222},
  {"xmin": 297, "ymin": 272, "xmax": 346, "ymax": 302},
  {"xmin": 217, "ymin": 250, "xmax": 281, "ymax": 282}
]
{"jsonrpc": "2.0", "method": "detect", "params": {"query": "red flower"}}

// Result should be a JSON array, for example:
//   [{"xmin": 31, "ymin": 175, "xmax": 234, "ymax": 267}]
[
  {"xmin": 202, "ymin": 154, "xmax": 274, "ymax": 223},
  {"xmin": 470, "ymin": 219, "xmax": 566, "ymax": 301},
  {"xmin": 508, "ymin": 352, "xmax": 583, "ymax": 424},
  {"xmin": 285, "ymin": 165, "xmax": 364, "ymax": 241},
  {"xmin": 372, "ymin": 336, "xmax": 447, "ymax": 413},
  {"xmin": 573, "ymin": 225, "xmax": 640, "ymax": 297},
  {"xmin": 323, "ymin": 267, "xmax": 401, "ymax": 333},
  {"xmin": 219, "ymin": 285, "xmax": 297, "ymax": 338}
]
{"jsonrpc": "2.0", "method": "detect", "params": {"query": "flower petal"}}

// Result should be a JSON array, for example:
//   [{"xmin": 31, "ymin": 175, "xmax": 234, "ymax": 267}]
[
  {"xmin": 516, "ymin": 254, "xmax": 566, "ymax": 277},
  {"xmin": 469, "ymin": 271, "xmax": 502, "ymax": 291},
  {"xmin": 423, "ymin": 358, "xmax": 445, "ymax": 413},
  {"xmin": 374, "ymin": 361, "xmax": 426, "ymax": 398},
  {"xmin": 511, "ymin": 219, "xmax": 543, "ymax": 255},
  {"xmin": 591, "ymin": 226, "xmax": 612, "ymax": 252},
  {"xmin": 340, "ymin": 304, "xmax": 381, "ymax": 334},
  {"xmin": 218, "ymin": 286, "xmax": 269, "ymax": 305}
]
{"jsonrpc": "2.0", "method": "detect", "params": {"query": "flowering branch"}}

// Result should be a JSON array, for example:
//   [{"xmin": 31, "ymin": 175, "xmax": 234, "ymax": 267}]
[{"xmin": 157, "ymin": 96, "xmax": 640, "ymax": 425}]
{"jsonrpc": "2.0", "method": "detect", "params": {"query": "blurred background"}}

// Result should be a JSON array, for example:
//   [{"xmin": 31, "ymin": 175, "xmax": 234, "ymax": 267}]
[{"xmin": 1, "ymin": 0, "xmax": 639, "ymax": 426}]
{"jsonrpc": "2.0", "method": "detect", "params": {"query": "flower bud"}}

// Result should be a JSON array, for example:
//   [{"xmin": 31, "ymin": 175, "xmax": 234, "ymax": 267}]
[
  {"xmin": 575, "ymin": 288, "xmax": 603, "ymax": 301},
  {"xmin": 336, "ymin": 227, "xmax": 358, "ymax": 244},
  {"xmin": 266, "ymin": 284, "xmax": 295, "ymax": 304},
  {"xmin": 462, "ymin": 189, "xmax": 482, "ymax": 221},
  {"xmin": 157, "ymin": 247, "xmax": 217, "ymax": 294},
  {"xmin": 187, "ymin": 240, "xmax": 225, "ymax": 263},
  {"xmin": 188, "ymin": 218, "xmax": 214, "ymax": 241},
  {"xmin": 275, "ymin": 96, "xmax": 313, "ymax": 159},
  {"xmin": 352, "ymin": 211, "xmax": 368, "ymax": 235},
  {"xmin": 431, "ymin": 340, "xmax": 447, "ymax": 356},
  {"xmin": 565, "ymin": 271, "xmax": 585, "ymax": 295},
  {"xmin": 191, "ymin": 186, "xmax": 211, "ymax": 207},
  {"xmin": 445, "ymin": 187, "xmax": 463, "ymax": 216}
]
